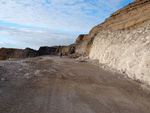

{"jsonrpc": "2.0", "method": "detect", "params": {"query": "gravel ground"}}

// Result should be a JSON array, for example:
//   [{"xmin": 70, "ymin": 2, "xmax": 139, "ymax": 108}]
[{"xmin": 0, "ymin": 56, "xmax": 150, "ymax": 113}]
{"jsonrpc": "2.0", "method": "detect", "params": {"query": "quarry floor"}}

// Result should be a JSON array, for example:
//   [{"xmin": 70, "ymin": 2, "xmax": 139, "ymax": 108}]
[{"xmin": 0, "ymin": 56, "xmax": 150, "ymax": 113}]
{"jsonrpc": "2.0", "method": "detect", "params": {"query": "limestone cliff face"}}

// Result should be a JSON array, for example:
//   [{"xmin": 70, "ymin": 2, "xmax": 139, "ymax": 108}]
[{"xmin": 89, "ymin": 23, "xmax": 150, "ymax": 85}]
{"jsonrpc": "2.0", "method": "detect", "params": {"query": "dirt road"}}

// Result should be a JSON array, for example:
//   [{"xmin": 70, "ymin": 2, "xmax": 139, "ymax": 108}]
[{"xmin": 0, "ymin": 56, "xmax": 150, "ymax": 113}]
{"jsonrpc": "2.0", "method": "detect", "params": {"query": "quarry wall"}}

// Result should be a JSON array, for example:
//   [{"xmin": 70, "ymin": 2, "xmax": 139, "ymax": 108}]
[{"xmin": 89, "ymin": 23, "xmax": 150, "ymax": 85}]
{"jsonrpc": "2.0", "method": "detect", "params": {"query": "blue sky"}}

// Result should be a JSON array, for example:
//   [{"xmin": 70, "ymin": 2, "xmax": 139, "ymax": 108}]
[{"xmin": 0, "ymin": 0, "xmax": 135, "ymax": 50}]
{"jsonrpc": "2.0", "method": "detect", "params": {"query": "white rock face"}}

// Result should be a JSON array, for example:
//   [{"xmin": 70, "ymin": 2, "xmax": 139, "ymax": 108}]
[{"xmin": 89, "ymin": 23, "xmax": 150, "ymax": 85}]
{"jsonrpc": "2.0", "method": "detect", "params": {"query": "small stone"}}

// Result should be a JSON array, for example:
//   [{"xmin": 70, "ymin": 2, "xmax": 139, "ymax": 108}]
[
  {"xmin": 24, "ymin": 73, "xmax": 30, "ymax": 79},
  {"xmin": 1, "ymin": 77, "xmax": 5, "ymax": 81},
  {"xmin": 35, "ymin": 70, "xmax": 40, "ymax": 75}
]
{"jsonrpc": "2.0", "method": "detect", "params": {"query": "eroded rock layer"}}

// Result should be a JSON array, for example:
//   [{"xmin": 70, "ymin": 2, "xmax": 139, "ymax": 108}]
[{"xmin": 89, "ymin": 0, "xmax": 150, "ymax": 39}]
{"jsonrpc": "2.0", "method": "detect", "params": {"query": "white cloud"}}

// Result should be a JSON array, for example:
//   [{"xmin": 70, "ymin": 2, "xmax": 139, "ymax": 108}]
[
  {"xmin": 0, "ymin": 26, "xmax": 77, "ymax": 49},
  {"xmin": 0, "ymin": 0, "xmax": 128, "ymax": 32},
  {"xmin": 0, "ymin": 41, "xmax": 4, "ymax": 44}
]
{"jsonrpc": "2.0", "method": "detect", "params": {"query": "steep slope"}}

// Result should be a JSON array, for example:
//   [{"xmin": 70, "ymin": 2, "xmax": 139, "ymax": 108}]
[
  {"xmin": 88, "ymin": 0, "xmax": 150, "ymax": 85},
  {"xmin": 89, "ymin": 22, "xmax": 150, "ymax": 85}
]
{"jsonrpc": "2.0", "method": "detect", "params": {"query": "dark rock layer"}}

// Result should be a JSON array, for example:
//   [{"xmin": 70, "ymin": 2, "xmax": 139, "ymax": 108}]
[{"xmin": 0, "ymin": 47, "xmax": 58, "ymax": 60}]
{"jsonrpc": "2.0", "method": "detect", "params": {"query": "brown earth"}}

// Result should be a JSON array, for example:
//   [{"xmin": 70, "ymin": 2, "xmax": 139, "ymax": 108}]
[{"xmin": 0, "ymin": 56, "xmax": 150, "ymax": 113}]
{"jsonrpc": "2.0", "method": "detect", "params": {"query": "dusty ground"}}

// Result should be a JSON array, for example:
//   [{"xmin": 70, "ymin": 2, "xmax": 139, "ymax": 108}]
[{"xmin": 0, "ymin": 56, "xmax": 150, "ymax": 113}]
